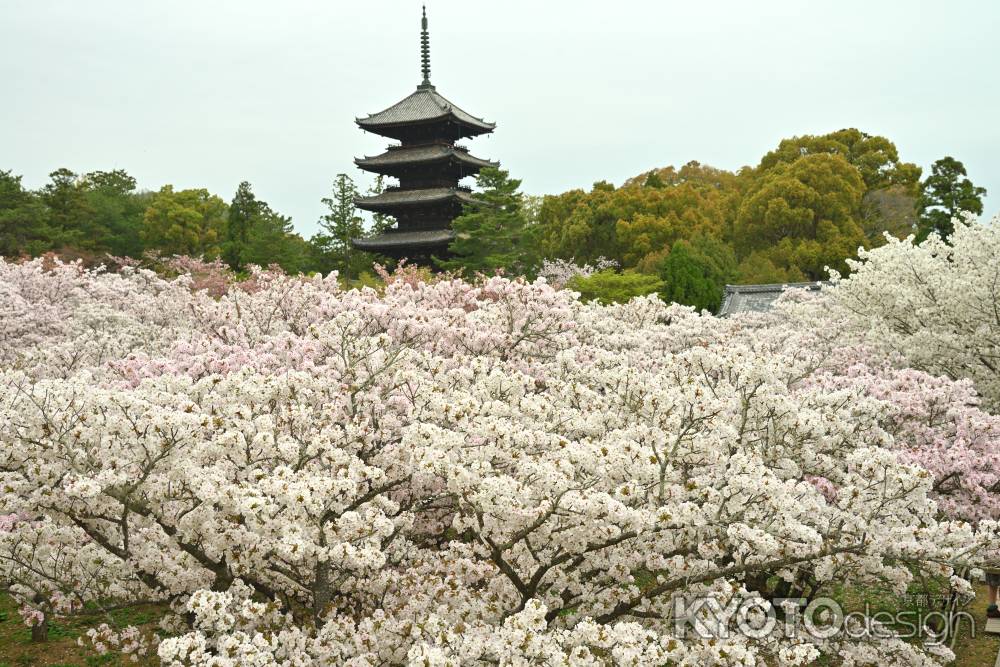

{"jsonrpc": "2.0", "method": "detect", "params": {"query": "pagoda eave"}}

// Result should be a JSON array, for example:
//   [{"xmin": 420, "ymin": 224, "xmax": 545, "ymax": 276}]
[
  {"xmin": 347, "ymin": 8, "xmax": 497, "ymax": 268},
  {"xmin": 355, "ymin": 85, "xmax": 495, "ymax": 140},
  {"xmin": 354, "ymin": 187, "xmax": 479, "ymax": 212},
  {"xmin": 353, "ymin": 229, "xmax": 455, "ymax": 250},
  {"xmin": 354, "ymin": 146, "xmax": 498, "ymax": 175},
  {"xmin": 356, "ymin": 118, "xmax": 494, "ymax": 142}
]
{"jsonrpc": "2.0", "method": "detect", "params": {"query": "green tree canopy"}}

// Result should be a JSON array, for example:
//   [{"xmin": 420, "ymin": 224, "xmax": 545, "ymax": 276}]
[
  {"xmin": 758, "ymin": 128, "xmax": 921, "ymax": 192},
  {"xmin": 916, "ymin": 156, "xmax": 986, "ymax": 242},
  {"xmin": 244, "ymin": 203, "xmax": 310, "ymax": 274},
  {"xmin": 223, "ymin": 181, "xmax": 308, "ymax": 273},
  {"xmin": 439, "ymin": 167, "xmax": 534, "ymax": 276},
  {"xmin": 80, "ymin": 169, "xmax": 147, "ymax": 257},
  {"xmin": 658, "ymin": 233, "xmax": 736, "ymax": 312},
  {"xmin": 0, "ymin": 170, "xmax": 54, "ymax": 257},
  {"xmin": 142, "ymin": 185, "xmax": 227, "ymax": 257},
  {"xmin": 735, "ymin": 152, "xmax": 866, "ymax": 279},
  {"xmin": 40, "ymin": 168, "xmax": 96, "ymax": 251},
  {"xmin": 566, "ymin": 270, "xmax": 663, "ymax": 305},
  {"xmin": 313, "ymin": 174, "xmax": 367, "ymax": 281},
  {"xmin": 734, "ymin": 252, "xmax": 807, "ymax": 284},
  {"xmin": 536, "ymin": 162, "xmax": 740, "ymax": 270},
  {"xmin": 223, "ymin": 181, "xmax": 259, "ymax": 271}
]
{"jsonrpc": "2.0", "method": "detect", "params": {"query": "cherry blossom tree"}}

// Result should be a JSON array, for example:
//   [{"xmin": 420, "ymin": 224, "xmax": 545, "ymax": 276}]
[
  {"xmin": 537, "ymin": 256, "xmax": 618, "ymax": 289},
  {"xmin": 0, "ymin": 255, "xmax": 997, "ymax": 666},
  {"xmin": 826, "ymin": 213, "xmax": 1000, "ymax": 409}
]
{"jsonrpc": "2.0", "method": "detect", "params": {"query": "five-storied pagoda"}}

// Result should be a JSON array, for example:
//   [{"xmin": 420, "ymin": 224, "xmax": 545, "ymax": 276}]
[{"xmin": 352, "ymin": 6, "xmax": 498, "ymax": 264}]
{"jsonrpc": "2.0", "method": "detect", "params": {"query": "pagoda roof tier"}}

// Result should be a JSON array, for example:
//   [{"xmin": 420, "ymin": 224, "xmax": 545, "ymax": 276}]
[
  {"xmin": 353, "ymin": 229, "xmax": 455, "ymax": 251},
  {"xmin": 355, "ymin": 187, "xmax": 478, "ymax": 212},
  {"xmin": 356, "ymin": 85, "xmax": 495, "ymax": 139},
  {"xmin": 355, "ymin": 144, "xmax": 498, "ymax": 174}
]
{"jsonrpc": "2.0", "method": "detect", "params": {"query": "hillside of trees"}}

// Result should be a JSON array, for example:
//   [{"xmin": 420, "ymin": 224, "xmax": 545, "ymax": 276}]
[{"xmin": 0, "ymin": 128, "xmax": 987, "ymax": 311}]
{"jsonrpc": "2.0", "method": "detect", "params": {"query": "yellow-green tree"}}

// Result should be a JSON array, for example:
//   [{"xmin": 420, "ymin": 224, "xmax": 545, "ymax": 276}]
[
  {"xmin": 142, "ymin": 186, "xmax": 227, "ymax": 257},
  {"xmin": 536, "ymin": 162, "xmax": 739, "ymax": 269},
  {"xmin": 734, "ymin": 153, "xmax": 866, "ymax": 280},
  {"xmin": 758, "ymin": 128, "xmax": 921, "ymax": 192},
  {"xmin": 535, "ymin": 181, "xmax": 619, "ymax": 264}
]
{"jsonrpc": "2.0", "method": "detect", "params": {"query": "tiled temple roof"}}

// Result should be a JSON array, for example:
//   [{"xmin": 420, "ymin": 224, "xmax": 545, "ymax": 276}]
[
  {"xmin": 356, "ymin": 85, "xmax": 495, "ymax": 136},
  {"xmin": 355, "ymin": 187, "xmax": 478, "ymax": 211},
  {"xmin": 355, "ymin": 144, "xmax": 497, "ymax": 171},
  {"xmin": 352, "ymin": 229, "xmax": 455, "ymax": 250},
  {"xmin": 718, "ymin": 282, "xmax": 828, "ymax": 316}
]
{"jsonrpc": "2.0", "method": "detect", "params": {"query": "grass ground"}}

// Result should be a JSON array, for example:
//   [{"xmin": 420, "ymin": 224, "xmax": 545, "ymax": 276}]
[
  {"xmin": 822, "ymin": 580, "xmax": 999, "ymax": 666},
  {"xmin": 1, "ymin": 587, "xmax": 998, "ymax": 665},
  {"xmin": 0, "ymin": 593, "xmax": 162, "ymax": 666},
  {"xmin": 952, "ymin": 583, "xmax": 1000, "ymax": 666}
]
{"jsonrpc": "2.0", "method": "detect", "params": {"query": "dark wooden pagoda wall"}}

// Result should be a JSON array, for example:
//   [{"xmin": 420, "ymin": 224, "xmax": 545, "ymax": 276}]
[{"xmin": 394, "ymin": 203, "xmax": 466, "ymax": 231}]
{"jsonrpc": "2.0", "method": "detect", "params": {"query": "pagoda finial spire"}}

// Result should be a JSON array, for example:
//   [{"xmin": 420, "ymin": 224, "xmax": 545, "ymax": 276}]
[{"xmin": 420, "ymin": 5, "xmax": 431, "ymax": 87}]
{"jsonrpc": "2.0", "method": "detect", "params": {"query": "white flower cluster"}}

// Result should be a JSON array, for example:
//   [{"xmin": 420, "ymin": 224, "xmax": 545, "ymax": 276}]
[
  {"xmin": 0, "ymin": 255, "xmax": 997, "ymax": 666},
  {"xmin": 537, "ymin": 256, "xmax": 619, "ymax": 289}
]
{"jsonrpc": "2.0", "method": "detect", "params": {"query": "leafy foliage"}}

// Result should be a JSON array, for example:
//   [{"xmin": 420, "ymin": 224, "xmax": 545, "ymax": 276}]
[
  {"xmin": 313, "ymin": 173, "xmax": 369, "ymax": 281},
  {"xmin": 140, "ymin": 186, "xmax": 226, "ymax": 257},
  {"xmin": 566, "ymin": 269, "xmax": 663, "ymax": 304},
  {"xmin": 658, "ymin": 233, "xmax": 736, "ymax": 312},
  {"xmin": 440, "ymin": 167, "xmax": 535, "ymax": 276},
  {"xmin": 80, "ymin": 170, "xmax": 147, "ymax": 258},
  {"xmin": 0, "ymin": 127, "xmax": 987, "ymax": 297},
  {"xmin": 224, "ymin": 181, "xmax": 309, "ymax": 274},
  {"xmin": 0, "ymin": 168, "xmax": 315, "ymax": 275},
  {"xmin": 916, "ymin": 156, "xmax": 986, "ymax": 241},
  {"xmin": 757, "ymin": 128, "xmax": 921, "ymax": 191},
  {"xmin": 734, "ymin": 153, "xmax": 867, "ymax": 279},
  {"xmin": 0, "ymin": 170, "xmax": 55, "ymax": 257},
  {"xmin": 531, "ymin": 130, "xmax": 942, "ymax": 296}
]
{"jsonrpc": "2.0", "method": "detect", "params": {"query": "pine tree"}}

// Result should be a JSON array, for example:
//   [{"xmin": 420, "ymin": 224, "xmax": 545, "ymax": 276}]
[
  {"xmin": 438, "ymin": 168, "xmax": 533, "ymax": 276},
  {"xmin": 224, "ymin": 181, "xmax": 259, "ymax": 271},
  {"xmin": 916, "ymin": 157, "xmax": 986, "ymax": 242},
  {"xmin": 0, "ymin": 170, "xmax": 56, "ymax": 257},
  {"xmin": 40, "ymin": 168, "xmax": 95, "ymax": 251}
]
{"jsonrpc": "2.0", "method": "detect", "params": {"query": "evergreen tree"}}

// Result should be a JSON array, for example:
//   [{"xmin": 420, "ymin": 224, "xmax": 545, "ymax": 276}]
[
  {"xmin": 40, "ymin": 168, "xmax": 95, "ymax": 250},
  {"xmin": 224, "ymin": 181, "xmax": 259, "ymax": 271},
  {"xmin": 643, "ymin": 171, "xmax": 666, "ymax": 188},
  {"xmin": 659, "ymin": 233, "xmax": 737, "ymax": 312},
  {"xmin": 316, "ymin": 174, "xmax": 365, "ymax": 281},
  {"xmin": 81, "ymin": 169, "xmax": 146, "ymax": 257},
  {"xmin": 439, "ymin": 168, "xmax": 533, "ymax": 275},
  {"xmin": 221, "ymin": 181, "xmax": 309, "ymax": 273},
  {"xmin": 566, "ymin": 270, "xmax": 663, "ymax": 304},
  {"xmin": 0, "ymin": 170, "xmax": 55, "ymax": 257},
  {"xmin": 734, "ymin": 153, "xmax": 866, "ymax": 280},
  {"xmin": 244, "ymin": 202, "xmax": 310, "ymax": 274},
  {"xmin": 916, "ymin": 157, "xmax": 986, "ymax": 242}
]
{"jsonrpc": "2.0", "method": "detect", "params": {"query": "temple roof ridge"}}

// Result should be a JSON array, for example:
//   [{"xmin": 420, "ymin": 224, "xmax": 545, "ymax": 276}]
[{"xmin": 356, "ymin": 86, "xmax": 494, "ymax": 133}]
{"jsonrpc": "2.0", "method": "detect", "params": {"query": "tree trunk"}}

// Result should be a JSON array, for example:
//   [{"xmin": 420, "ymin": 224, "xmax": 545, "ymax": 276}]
[{"xmin": 31, "ymin": 616, "xmax": 48, "ymax": 643}]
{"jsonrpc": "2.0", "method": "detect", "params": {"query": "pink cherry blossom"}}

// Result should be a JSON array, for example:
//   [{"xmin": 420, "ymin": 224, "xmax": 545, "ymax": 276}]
[{"xmin": 0, "ymin": 249, "xmax": 997, "ymax": 666}]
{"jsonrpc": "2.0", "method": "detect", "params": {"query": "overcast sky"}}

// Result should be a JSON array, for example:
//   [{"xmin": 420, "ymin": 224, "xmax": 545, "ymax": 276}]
[{"xmin": 2, "ymin": 0, "xmax": 998, "ymax": 237}]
